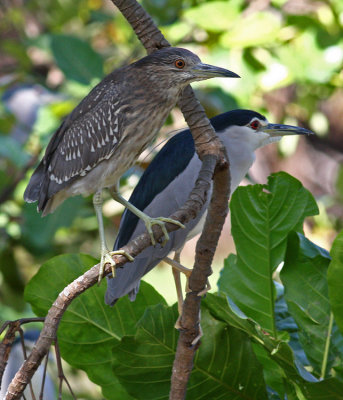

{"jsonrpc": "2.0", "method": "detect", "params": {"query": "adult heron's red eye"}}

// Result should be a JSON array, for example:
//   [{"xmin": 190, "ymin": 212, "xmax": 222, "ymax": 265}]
[
  {"xmin": 250, "ymin": 120, "xmax": 260, "ymax": 130},
  {"xmin": 175, "ymin": 59, "xmax": 185, "ymax": 69}
]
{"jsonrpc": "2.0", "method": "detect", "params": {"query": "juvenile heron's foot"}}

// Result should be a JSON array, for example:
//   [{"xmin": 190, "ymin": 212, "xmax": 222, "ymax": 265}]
[
  {"xmin": 143, "ymin": 216, "xmax": 185, "ymax": 247},
  {"xmin": 98, "ymin": 249, "xmax": 134, "ymax": 284}
]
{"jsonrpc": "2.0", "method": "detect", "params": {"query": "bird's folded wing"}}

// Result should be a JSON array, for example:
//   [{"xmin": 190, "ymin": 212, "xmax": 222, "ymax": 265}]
[{"xmin": 47, "ymin": 97, "xmax": 122, "ymax": 187}]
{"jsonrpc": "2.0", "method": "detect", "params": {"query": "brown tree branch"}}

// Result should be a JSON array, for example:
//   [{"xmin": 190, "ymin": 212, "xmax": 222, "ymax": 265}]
[
  {"xmin": 0, "ymin": 318, "xmax": 45, "ymax": 390},
  {"xmin": 5, "ymin": 1, "xmax": 231, "ymax": 398},
  {"xmin": 0, "ymin": 321, "xmax": 21, "ymax": 388},
  {"xmin": 170, "ymin": 164, "xmax": 230, "ymax": 399},
  {"xmin": 4, "ymin": 155, "xmax": 216, "ymax": 399}
]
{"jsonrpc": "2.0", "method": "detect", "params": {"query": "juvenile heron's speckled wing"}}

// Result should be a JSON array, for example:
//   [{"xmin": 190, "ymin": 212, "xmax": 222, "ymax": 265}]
[{"xmin": 24, "ymin": 75, "xmax": 125, "ymax": 210}]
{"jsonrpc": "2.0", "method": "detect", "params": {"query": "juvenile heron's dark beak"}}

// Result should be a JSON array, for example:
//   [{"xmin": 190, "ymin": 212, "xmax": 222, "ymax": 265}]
[
  {"xmin": 191, "ymin": 63, "xmax": 240, "ymax": 79},
  {"xmin": 262, "ymin": 123, "xmax": 314, "ymax": 137}
]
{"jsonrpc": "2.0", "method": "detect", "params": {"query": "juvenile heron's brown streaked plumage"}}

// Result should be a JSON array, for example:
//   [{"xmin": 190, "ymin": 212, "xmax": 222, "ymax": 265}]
[{"xmin": 24, "ymin": 46, "xmax": 238, "ymax": 279}]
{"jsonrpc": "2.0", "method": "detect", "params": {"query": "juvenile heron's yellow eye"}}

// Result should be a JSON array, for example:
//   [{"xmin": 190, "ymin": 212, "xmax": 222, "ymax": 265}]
[{"xmin": 175, "ymin": 59, "xmax": 185, "ymax": 69}]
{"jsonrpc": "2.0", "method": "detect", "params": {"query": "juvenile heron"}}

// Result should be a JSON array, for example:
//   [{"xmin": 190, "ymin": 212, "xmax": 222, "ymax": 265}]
[
  {"xmin": 105, "ymin": 109, "xmax": 313, "ymax": 307},
  {"xmin": 24, "ymin": 47, "xmax": 238, "ymax": 280}
]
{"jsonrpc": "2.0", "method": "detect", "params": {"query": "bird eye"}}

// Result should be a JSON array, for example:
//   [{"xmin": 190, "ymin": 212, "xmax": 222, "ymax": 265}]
[
  {"xmin": 250, "ymin": 120, "xmax": 260, "ymax": 130},
  {"xmin": 174, "ymin": 59, "xmax": 185, "ymax": 69}
]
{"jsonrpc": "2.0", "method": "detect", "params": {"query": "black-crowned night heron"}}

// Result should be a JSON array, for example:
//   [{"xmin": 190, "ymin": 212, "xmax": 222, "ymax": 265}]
[
  {"xmin": 24, "ymin": 47, "xmax": 238, "ymax": 281},
  {"xmin": 105, "ymin": 109, "xmax": 313, "ymax": 309}
]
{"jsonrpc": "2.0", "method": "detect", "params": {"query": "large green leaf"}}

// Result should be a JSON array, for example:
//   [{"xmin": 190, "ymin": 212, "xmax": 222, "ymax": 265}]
[
  {"xmin": 204, "ymin": 293, "xmax": 343, "ymax": 399},
  {"xmin": 328, "ymin": 230, "xmax": 343, "ymax": 335},
  {"xmin": 281, "ymin": 232, "xmax": 343, "ymax": 378},
  {"xmin": 50, "ymin": 34, "xmax": 104, "ymax": 85},
  {"xmin": 220, "ymin": 172, "xmax": 318, "ymax": 336},
  {"xmin": 25, "ymin": 253, "xmax": 165, "ymax": 400},
  {"xmin": 113, "ymin": 304, "xmax": 268, "ymax": 400}
]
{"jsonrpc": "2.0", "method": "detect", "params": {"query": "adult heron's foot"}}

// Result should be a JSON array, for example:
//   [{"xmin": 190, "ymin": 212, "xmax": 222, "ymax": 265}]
[
  {"xmin": 110, "ymin": 190, "xmax": 185, "ymax": 247},
  {"xmin": 143, "ymin": 216, "xmax": 185, "ymax": 246},
  {"xmin": 197, "ymin": 280, "xmax": 211, "ymax": 297},
  {"xmin": 98, "ymin": 249, "xmax": 134, "ymax": 284}
]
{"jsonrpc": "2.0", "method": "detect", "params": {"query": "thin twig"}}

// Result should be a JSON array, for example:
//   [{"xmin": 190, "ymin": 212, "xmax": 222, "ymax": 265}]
[
  {"xmin": 39, "ymin": 350, "xmax": 49, "ymax": 400},
  {"xmin": 0, "ymin": 318, "xmax": 45, "ymax": 389},
  {"xmin": 0, "ymin": 321, "xmax": 20, "ymax": 390},
  {"xmin": 18, "ymin": 328, "xmax": 36, "ymax": 400},
  {"xmin": 54, "ymin": 338, "xmax": 76, "ymax": 400},
  {"xmin": 320, "ymin": 311, "xmax": 334, "ymax": 380}
]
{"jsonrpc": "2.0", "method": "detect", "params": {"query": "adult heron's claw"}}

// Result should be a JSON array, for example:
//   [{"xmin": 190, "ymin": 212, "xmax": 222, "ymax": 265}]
[
  {"xmin": 98, "ymin": 249, "xmax": 134, "ymax": 284},
  {"xmin": 144, "ymin": 217, "xmax": 185, "ymax": 246}
]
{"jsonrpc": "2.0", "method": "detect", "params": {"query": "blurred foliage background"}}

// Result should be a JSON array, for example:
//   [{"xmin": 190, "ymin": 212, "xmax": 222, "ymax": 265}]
[{"xmin": 0, "ymin": 0, "xmax": 342, "ymax": 371}]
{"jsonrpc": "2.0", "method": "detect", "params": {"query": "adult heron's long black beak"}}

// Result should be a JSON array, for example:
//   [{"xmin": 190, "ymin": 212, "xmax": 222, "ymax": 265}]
[
  {"xmin": 262, "ymin": 123, "xmax": 314, "ymax": 137},
  {"xmin": 191, "ymin": 63, "xmax": 240, "ymax": 79}
]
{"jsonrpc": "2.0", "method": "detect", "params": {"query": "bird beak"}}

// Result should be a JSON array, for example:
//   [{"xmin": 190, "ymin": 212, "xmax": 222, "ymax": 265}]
[
  {"xmin": 191, "ymin": 63, "xmax": 240, "ymax": 79},
  {"xmin": 262, "ymin": 123, "xmax": 314, "ymax": 137}
]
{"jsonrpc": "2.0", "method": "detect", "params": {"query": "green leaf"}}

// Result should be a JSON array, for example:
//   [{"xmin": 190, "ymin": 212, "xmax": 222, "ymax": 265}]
[
  {"xmin": 190, "ymin": 308, "xmax": 267, "ymax": 399},
  {"xmin": 50, "ymin": 34, "xmax": 104, "ymax": 85},
  {"xmin": 220, "ymin": 12, "xmax": 281, "ymax": 48},
  {"xmin": 281, "ymin": 232, "xmax": 343, "ymax": 377},
  {"xmin": 220, "ymin": 172, "xmax": 318, "ymax": 336},
  {"xmin": 274, "ymin": 282, "xmax": 308, "ymax": 367},
  {"xmin": 328, "ymin": 230, "xmax": 343, "ymax": 335},
  {"xmin": 183, "ymin": 0, "xmax": 243, "ymax": 33},
  {"xmin": 113, "ymin": 304, "xmax": 268, "ymax": 400},
  {"xmin": 204, "ymin": 293, "xmax": 343, "ymax": 399},
  {"xmin": 21, "ymin": 198, "xmax": 86, "ymax": 254},
  {"xmin": 25, "ymin": 253, "xmax": 165, "ymax": 400},
  {"xmin": 276, "ymin": 32, "xmax": 343, "ymax": 83},
  {"xmin": 251, "ymin": 343, "xmax": 286, "ymax": 399}
]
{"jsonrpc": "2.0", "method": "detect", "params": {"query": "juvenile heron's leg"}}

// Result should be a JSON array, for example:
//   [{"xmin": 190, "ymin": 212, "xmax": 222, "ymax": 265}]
[
  {"xmin": 110, "ymin": 189, "xmax": 185, "ymax": 246},
  {"xmin": 93, "ymin": 191, "xmax": 133, "ymax": 284}
]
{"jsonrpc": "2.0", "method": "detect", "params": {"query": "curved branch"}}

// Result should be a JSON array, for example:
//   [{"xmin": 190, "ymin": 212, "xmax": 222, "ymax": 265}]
[{"xmin": 5, "ymin": 155, "xmax": 216, "ymax": 400}]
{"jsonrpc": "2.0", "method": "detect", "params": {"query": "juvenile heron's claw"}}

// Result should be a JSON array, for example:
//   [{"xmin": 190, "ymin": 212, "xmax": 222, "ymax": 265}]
[
  {"xmin": 144, "ymin": 217, "xmax": 185, "ymax": 247},
  {"xmin": 98, "ymin": 249, "xmax": 134, "ymax": 284}
]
